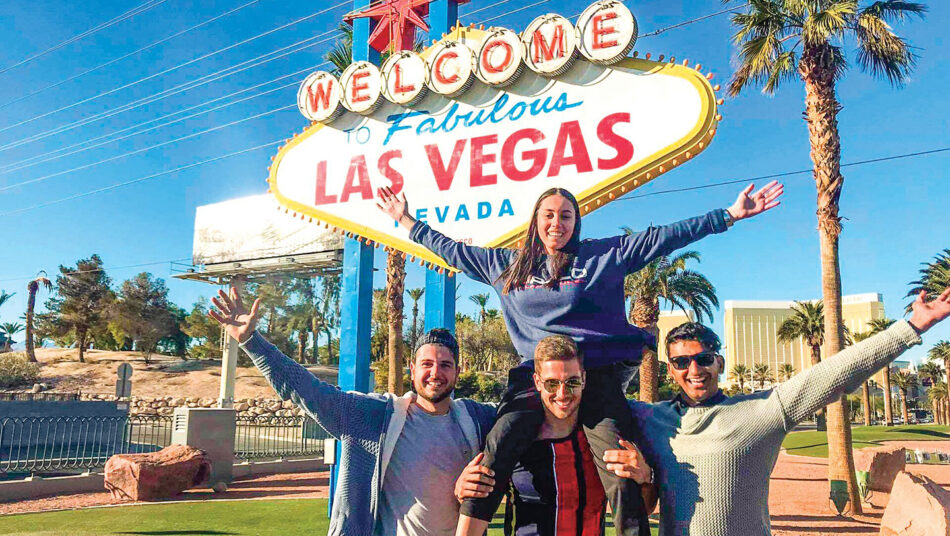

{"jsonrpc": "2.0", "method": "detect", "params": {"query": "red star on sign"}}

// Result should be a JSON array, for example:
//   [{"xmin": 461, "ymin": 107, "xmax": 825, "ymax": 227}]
[{"xmin": 345, "ymin": 0, "xmax": 470, "ymax": 53}]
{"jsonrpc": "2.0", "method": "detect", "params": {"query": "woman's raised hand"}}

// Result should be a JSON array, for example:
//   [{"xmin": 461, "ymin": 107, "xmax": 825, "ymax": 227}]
[
  {"xmin": 209, "ymin": 287, "xmax": 261, "ymax": 344},
  {"xmin": 376, "ymin": 186, "xmax": 416, "ymax": 229},
  {"xmin": 726, "ymin": 180, "xmax": 784, "ymax": 222}
]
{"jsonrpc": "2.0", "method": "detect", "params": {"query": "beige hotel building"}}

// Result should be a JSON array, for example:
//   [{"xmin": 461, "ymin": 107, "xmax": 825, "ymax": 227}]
[{"xmin": 653, "ymin": 293, "xmax": 898, "ymax": 387}]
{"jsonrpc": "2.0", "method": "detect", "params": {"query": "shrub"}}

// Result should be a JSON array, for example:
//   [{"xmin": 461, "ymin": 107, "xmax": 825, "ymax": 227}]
[{"xmin": 0, "ymin": 352, "xmax": 40, "ymax": 389}]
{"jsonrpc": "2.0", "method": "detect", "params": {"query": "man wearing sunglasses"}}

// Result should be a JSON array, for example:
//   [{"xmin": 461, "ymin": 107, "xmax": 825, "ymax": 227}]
[
  {"xmin": 455, "ymin": 335, "xmax": 657, "ymax": 535},
  {"xmin": 603, "ymin": 286, "xmax": 950, "ymax": 536}
]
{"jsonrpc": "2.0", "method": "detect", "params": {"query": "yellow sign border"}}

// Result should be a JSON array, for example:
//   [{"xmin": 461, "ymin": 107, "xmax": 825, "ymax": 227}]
[{"xmin": 268, "ymin": 53, "xmax": 720, "ymax": 272}]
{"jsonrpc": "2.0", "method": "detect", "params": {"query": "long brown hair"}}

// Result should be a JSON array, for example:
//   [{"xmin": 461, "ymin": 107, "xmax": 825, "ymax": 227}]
[{"xmin": 499, "ymin": 188, "xmax": 581, "ymax": 295}]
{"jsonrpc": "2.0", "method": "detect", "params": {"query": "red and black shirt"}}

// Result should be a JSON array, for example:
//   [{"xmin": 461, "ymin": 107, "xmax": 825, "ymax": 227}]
[{"xmin": 505, "ymin": 428, "xmax": 607, "ymax": 535}]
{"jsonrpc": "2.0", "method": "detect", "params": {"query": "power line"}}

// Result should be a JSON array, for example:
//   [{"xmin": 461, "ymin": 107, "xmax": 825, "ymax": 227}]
[
  {"xmin": 0, "ymin": 0, "xmax": 262, "ymax": 111},
  {"xmin": 618, "ymin": 147, "xmax": 950, "ymax": 201},
  {"xmin": 0, "ymin": 0, "xmax": 169, "ymax": 76},
  {"xmin": 0, "ymin": 28, "xmax": 342, "ymax": 154},
  {"xmin": 0, "ymin": 63, "xmax": 324, "ymax": 177},
  {"xmin": 0, "ymin": 139, "xmax": 284, "ymax": 218},
  {"xmin": 0, "ymin": 104, "xmax": 296, "ymax": 193},
  {"xmin": 0, "ymin": 1, "xmax": 348, "ymax": 136},
  {"xmin": 638, "ymin": 4, "xmax": 746, "ymax": 38},
  {"xmin": 461, "ymin": 0, "xmax": 517, "ymax": 18},
  {"xmin": 479, "ymin": 0, "xmax": 552, "ymax": 25},
  {"xmin": 0, "ymin": 258, "xmax": 194, "ymax": 284}
]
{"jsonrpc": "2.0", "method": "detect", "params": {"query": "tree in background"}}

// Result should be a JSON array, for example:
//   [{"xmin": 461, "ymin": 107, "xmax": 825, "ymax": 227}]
[
  {"xmin": 624, "ymin": 244, "xmax": 718, "ymax": 403},
  {"xmin": 927, "ymin": 340, "xmax": 950, "ymax": 422},
  {"xmin": 918, "ymin": 361, "xmax": 944, "ymax": 424},
  {"xmin": 111, "ymin": 273, "xmax": 175, "ymax": 365},
  {"xmin": 455, "ymin": 314, "xmax": 518, "ymax": 373},
  {"xmin": 778, "ymin": 363, "xmax": 796, "ymax": 382},
  {"xmin": 752, "ymin": 362, "xmax": 774, "ymax": 390},
  {"xmin": 44, "ymin": 255, "xmax": 114, "ymax": 363},
  {"xmin": 386, "ymin": 250, "xmax": 406, "ymax": 395},
  {"xmin": 727, "ymin": 0, "xmax": 927, "ymax": 512},
  {"xmin": 182, "ymin": 298, "xmax": 223, "ymax": 360},
  {"xmin": 0, "ymin": 323, "xmax": 23, "ymax": 351},
  {"xmin": 730, "ymin": 363, "xmax": 750, "ymax": 393},
  {"xmin": 890, "ymin": 369, "xmax": 918, "ymax": 424},
  {"xmin": 24, "ymin": 273, "xmax": 52, "ymax": 363},
  {"xmin": 156, "ymin": 304, "xmax": 189, "ymax": 359},
  {"xmin": 469, "ymin": 293, "xmax": 490, "ymax": 324},
  {"xmin": 406, "ymin": 287, "xmax": 424, "ymax": 348},
  {"xmin": 777, "ymin": 301, "xmax": 825, "ymax": 429},
  {"xmin": 0, "ymin": 290, "xmax": 14, "ymax": 351},
  {"xmin": 928, "ymin": 381, "xmax": 947, "ymax": 425},
  {"xmin": 311, "ymin": 274, "xmax": 341, "ymax": 364}
]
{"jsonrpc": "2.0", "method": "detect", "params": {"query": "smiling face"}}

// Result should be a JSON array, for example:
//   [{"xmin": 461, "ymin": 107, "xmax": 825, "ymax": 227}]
[
  {"xmin": 410, "ymin": 344, "xmax": 458, "ymax": 404},
  {"xmin": 533, "ymin": 357, "xmax": 585, "ymax": 422},
  {"xmin": 667, "ymin": 339, "xmax": 723, "ymax": 405},
  {"xmin": 535, "ymin": 194, "xmax": 576, "ymax": 254}
]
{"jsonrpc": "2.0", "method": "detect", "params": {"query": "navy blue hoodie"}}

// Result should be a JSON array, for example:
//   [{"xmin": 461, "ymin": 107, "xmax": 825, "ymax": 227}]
[{"xmin": 409, "ymin": 209, "xmax": 728, "ymax": 368}]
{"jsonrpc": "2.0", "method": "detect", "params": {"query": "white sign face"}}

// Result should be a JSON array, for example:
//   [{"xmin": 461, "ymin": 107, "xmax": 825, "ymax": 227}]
[
  {"xmin": 522, "ymin": 14, "xmax": 578, "ymax": 76},
  {"xmin": 475, "ymin": 28, "xmax": 526, "ymax": 86},
  {"xmin": 576, "ymin": 0, "xmax": 637, "ymax": 64},
  {"xmin": 427, "ymin": 40, "xmax": 476, "ymax": 96},
  {"xmin": 269, "ymin": 56, "xmax": 719, "ymax": 270},
  {"xmin": 297, "ymin": 71, "xmax": 344, "ymax": 123},
  {"xmin": 381, "ymin": 51, "xmax": 429, "ymax": 105},
  {"xmin": 340, "ymin": 62, "xmax": 383, "ymax": 114}
]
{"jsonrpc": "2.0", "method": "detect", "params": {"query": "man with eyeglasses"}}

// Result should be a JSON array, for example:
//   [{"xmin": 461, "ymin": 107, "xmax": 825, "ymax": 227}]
[
  {"xmin": 601, "ymin": 287, "xmax": 950, "ymax": 535},
  {"xmin": 455, "ymin": 335, "xmax": 657, "ymax": 535}
]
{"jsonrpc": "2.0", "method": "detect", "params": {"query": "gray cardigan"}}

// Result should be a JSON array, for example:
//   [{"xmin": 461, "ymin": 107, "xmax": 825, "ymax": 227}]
[
  {"xmin": 241, "ymin": 332, "xmax": 497, "ymax": 536},
  {"xmin": 630, "ymin": 320, "xmax": 921, "ymax": 536}
]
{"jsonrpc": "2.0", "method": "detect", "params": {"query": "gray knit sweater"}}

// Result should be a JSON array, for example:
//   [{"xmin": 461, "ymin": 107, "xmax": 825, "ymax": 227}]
[{"xmin": 629, "ymin": 320, "xmax": 921, "ymax": 536}]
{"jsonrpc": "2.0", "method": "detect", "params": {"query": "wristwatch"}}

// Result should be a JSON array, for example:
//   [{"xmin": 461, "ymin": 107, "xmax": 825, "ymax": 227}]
[{"xmin": 722, "ymin": 209, "xmax": 735, "ymax": 228}]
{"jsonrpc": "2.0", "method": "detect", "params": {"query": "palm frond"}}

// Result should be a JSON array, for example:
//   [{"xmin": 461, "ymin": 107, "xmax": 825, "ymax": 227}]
[
  {"xmin": 860, "ymin": 1, "xmax": 927, "ymax": 23},
  {"xmin": 801, "ymin": 0, "xmax": 857, "ymax": 46},
  {"xmin": 854, "ymin": 11, "xmax": 918, "ymax": 85}
]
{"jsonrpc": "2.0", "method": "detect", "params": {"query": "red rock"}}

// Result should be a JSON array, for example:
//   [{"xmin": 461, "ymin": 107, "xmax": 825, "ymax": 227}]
[
  {"xmin": 104, "ymin": 444, "xmax": 211, "ymax": 501},
  {"xmin": 880, "ymin": 471, "xmax": 950, "ymax": 536},
  {"xmin": 854, "ymin": 445, "xmax": 905, "ymax": 492}
]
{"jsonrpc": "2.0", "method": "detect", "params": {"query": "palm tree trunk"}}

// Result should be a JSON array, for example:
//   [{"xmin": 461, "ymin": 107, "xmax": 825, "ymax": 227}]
[
  {"xmin": 882, "ymin": 371, "xmax": 894, "ymax": 426},
  {"xmin": 25, "ymin": 282, "xmax": 38, "ymax": 363},
  {"xmin": 801, "ymin": 47, "xmax": 861, "ymax": 514},
  {"xmin": 77, "ymin": 328, "xmax": 87, "ymax": 363},
  {"xmin": 297, "ymin": 330, "xmax": 308, "ymax": 363},
  {"xmin": 386, "ymin": 251, "xmax": 406, "ymax": 395},
  {"xmin": 410, "ymin": 301, "xmax": 419, "ymax": 348},
  {"xmin": 900, "ymin": 390, "xmax": 909, "ymax": 425},
  {"xmin": 632, "ymin": 296, "xmax": 660, "ymax": 402},
  {"xmin": 809, "ymin": 344, "xmax": 826, "ymax": 431},
  {"xmin": 861, "ymin": 381, "xmax": 872, "ymax": 426}
]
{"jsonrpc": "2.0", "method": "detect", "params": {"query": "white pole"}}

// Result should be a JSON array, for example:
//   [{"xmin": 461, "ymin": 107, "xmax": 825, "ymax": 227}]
[{"xmin": 218, "ymin": 278, "xmax": 244, "ymax": 408}]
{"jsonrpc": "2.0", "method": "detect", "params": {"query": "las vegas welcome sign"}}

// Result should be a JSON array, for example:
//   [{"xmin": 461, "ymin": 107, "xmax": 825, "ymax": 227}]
[{"xmin": 267, "ymin": 0, "xmax": 721, "ymax": 272}]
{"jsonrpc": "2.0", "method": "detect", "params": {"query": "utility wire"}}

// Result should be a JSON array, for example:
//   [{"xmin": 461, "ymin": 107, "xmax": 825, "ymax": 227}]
[
  {"xmin": 0, "ymin": 28, "xmax": 341, "ymax": 154},
  {"xmin": 0, "ymin": 104, "xmax": 296, "ymax": 193},
  {"xmin": 0, "ymin": 258, "xmax": 194, "ymax": 284},
  {"xmin": 0, "ymin": 0, "xmax": 262, "ymax": 110},
  {"xmin": 479, "ymin": 0, "xmax": 552, "ymax": 25},
  {"xmin": 461, "ymin": 0, "xmax": 517, "ymax": 19},
  {"xmin": 0, "ymin": 63, "xmax": 325, "ymax": 176},
  {"xmin": 638, "ymin": 4, "xmax": 747, "ymax": 38},
  {"xmin": 618, "ymin": 147, "xmax": 950, "ymax": 201},
  {"xmin": 0, "ymin": 1, "xmax": 348, "ymax": 136},
  {"xmin": 0, "ymin": 139, "xmax": 284, "ymax": 218},
  {"xmin": 0, "ymin": 0, "xmax": 169, "ymax": 76}
]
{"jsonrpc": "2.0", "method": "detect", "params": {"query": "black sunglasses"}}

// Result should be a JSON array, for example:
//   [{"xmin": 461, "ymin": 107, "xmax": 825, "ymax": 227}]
[{"xmin": 669, "ymin": 351, "xmax": 720, "ymax": 371}]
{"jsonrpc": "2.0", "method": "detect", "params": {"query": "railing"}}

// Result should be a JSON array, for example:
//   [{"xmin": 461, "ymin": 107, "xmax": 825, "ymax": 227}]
[
  {"xmin": 0, "ymin": 391, "xmax": 82, "ymax": 402},
  {"xmin": 234, "ymin": 415, "xmax": 328, "ymax": 460}
]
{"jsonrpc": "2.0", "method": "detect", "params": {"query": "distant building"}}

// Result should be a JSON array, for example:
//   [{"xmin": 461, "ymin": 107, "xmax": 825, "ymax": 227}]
[
  {"xmin": 656, "ymin": 310, "xmax": 694, "ymax": 363},
  {"xmin": 722, "ymin": 293, "xmax": 885, "ymax": 387}
]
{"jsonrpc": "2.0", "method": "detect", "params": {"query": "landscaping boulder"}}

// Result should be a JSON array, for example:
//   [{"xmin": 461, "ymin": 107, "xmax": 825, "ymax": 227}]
[
  {"xmin": 880, "ymin": 471, "xmax": 950, "ymax": 536},
  {"xmin": 854, "ymin": 445, "xmax": 905, "ymax": 492},
  {"xmin": 104, "ymin": 444, "xmax": 211, "ymax": 501}
]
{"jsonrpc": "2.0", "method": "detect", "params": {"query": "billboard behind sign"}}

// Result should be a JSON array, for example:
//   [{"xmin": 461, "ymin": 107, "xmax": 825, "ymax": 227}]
[{"xmin": 193, "ymin": 194, "xmax": 343, "ymax": 266}]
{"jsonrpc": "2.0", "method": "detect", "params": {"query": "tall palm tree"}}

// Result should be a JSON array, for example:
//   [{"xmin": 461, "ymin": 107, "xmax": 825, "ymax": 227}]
[
  {"xmin": 0, "ymin": 290, "xmax": 13, "ymax": 312},
  {"xmin": 727, "ymin": 0, "xmax": 927, "ymax": 513},
  {"xmin": 777, "ymin": 301, "xmax": 825, "ymax": 428},
  {"xmin": 918, "ymin": 361, "xmax": 944, "ymax": 424},
  {"xmin": 865, "ymin": 318, "xmax": 897, "ymax": 425},
  {"xmin": 25, "ymin": 273, "xmax": 52, "ymax": 363},
  {"xmin": 1, "ymin": 322, "xmax": 24, "ymax": 349},
  {"xmin": 851, "ymin": 329, "xmax": 875, "ymax": 424},
  {"xmin": 730, "ymin": 363, "xmax": 750, "ymax": 393},
  {"xmin": 624, "ymin": 243, "xmax": 718, "ymax": 403},
  {"xmin": 406, "ymin": 288, "xmax": 424, "ymax": 348},
  {"xmin": 928, "ymin": 340, "xmax": 950, "ymax": 423},
  {"xmin": 469, "ymin": 293, "xmax": 490, "ymax": 324},
  {"xmin": 326, "ymin": 24, "xmax": 353, "ymax": 76},
  {"xmin": 386, "ymin": 249, "xmax": 406, "ymax": 395},
  {"xmin": 752, "ymin": 362, "xmax": 774, "ymax": 389},
  {"xmin": 778, "ymin": 363, "xmax": 796, "ymax": 382},
  {"xmin": 929, "ymin": 382, "xmax": 948, "ymax": 425},
  {"xmin": 890, "ymin": 370, "xmax": 918, "ymax": 425},
  {"xmin": 907, "ymin": 249, "xmax": 950, "ymax": 310}
]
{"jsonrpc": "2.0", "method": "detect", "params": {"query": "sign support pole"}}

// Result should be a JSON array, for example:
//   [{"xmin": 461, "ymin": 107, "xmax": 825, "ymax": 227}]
[
  {"xmin": 330, "ymin": 0, "xmax": 378, "ymax": 518},
  {"xmin": 218, "ymin": 277, "xmax": 243, "ymax": 409},
  {"xmin": 423, "ymin": 0, "xmax": 459, "ymax": 333}
]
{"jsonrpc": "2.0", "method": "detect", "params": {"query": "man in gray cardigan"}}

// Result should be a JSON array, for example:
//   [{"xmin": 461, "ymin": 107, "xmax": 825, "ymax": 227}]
[
  {"xmin": 602, "ymin": 287, "xmax": 950, "ymax": 536},
  {"xmin": 210, "ymin": 288, "xmax": 496, "ymax": 536}
]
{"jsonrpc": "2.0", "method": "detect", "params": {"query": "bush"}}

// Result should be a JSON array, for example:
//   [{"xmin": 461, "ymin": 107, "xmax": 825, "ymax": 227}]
[
  {"xmin": 454, "ymin": 370, "xmax": 504, "ymax": 402},
  {"xmin": 0, "ymin": 352, "xmax": 40, "ymax": 389}
]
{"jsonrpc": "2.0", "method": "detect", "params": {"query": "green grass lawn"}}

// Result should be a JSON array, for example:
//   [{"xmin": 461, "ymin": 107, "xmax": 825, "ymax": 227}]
[
  {"xmin": 0, "ymin": 499, "xmax": 658, "ymax": 535},
  {"xmin": 782, "ymin": 424, "xmax": 950, "ymax": 457}
]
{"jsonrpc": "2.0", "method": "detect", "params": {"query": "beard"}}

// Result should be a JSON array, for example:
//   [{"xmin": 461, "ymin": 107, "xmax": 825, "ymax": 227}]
[{"xmin": 415, "ymin": 383, "xmax": 454, "ymax": 404}]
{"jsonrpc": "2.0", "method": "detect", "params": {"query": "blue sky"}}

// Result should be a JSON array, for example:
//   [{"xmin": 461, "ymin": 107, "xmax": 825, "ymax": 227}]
[{"xmin": 0, "ymin": 0, "xmax": 947, "ymax": 364}]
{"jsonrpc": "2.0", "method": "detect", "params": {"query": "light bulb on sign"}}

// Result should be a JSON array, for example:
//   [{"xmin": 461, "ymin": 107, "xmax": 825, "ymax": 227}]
[
  {"xmin": 340, "ymin": 62, "xmax": 383, "ymax": 115},
  {"xmin": 381, "ymin": 51, "xmax": 429, "ymax": 106},
  {"xmin": 576, "ymin": 0, "xmax": 637, "ymax": 65},
  {"xmin": 474, "ymin": 28, "xmax": 526, "ymax": 87},
  {"xmin": 427, "ymin": 40, "xmax": 475, "ymax": 97},
  {"xmin": 297, "ymin": 71, "xmax": 344, "ymax": 123},
  {"xmin": 522, "ymin": 14, "xmax": 578, "ymax": 77}
]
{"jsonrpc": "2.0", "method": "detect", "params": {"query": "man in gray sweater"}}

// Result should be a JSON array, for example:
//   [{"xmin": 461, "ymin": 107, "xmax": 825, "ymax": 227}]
[{"xmin": 603, "ymin": 287, "xmax": 950, "ymax": 536}]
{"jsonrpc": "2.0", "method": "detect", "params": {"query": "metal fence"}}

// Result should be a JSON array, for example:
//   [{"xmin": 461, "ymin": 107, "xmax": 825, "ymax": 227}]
[
  {"xmin": 0, "ymin": 392, "xmax": 82, "ymax": 402},
  {"xmin": 234, "ymin": 415, "xmax": 328, "ymax": 460},
  {"xmin": 1, "ymin": 413, "xmax": 328, "ymax": 476}
]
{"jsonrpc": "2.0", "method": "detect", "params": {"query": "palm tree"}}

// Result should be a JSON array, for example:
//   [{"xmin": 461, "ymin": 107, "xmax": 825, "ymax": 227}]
[
  {"xmin": 752, "ymin": 363, "xmax": 774, "ymax": 389},
  {"xmin": 730, "ymin": 364, "xmax": 750, "ymax": 393},
  {"xmin": 624, "ymin": 243, "xmax": 718, "ymax": 403},
  {"xmin": 864, "ymin": 318, "xmax": 897, "ymax": 425},
  {"xmin": 929, "ymin": 382, "xmax": 948, "ymax": 425},
  {"xmin": 907, "ymin": 249, "xmax": 950, "ymax": 310},
  {"xmin": 890, "ymin": 370, "xmax": 918, "ymax": 425},
  {"xmin": 727, "ymin": 0, "xmax": 927, "ymax": 513},
  {"xmin": 1, "ymin": 322, "xmax": 24, "ymax": 349},
  {"xmin": 325, "ymin": 24, "xmax": 353, "ymax": 76},
  {"xmin": 406, "ymin": 288, "xmax": 424, "ymax": 348},
  {"xmin": 777, "ymin": 301, "xmax": 825, "ymax": 428},
  {"xmin": 928, "ymin": 340, "xmax": 950, "ymax": 424},
  {"xmin": 469, "ymin": 293, "xmax": 490, "ymax": 324},
  {"xmin": 24, "ymin": 273, "xmax": 52, "ymax": 363},
  {"xmin": 386, "ymin": 249, "xmax": 406, "ymax": 395},
  {"xmin": 778, "ymin": 363, "xmax": 796, "ymax": 382},
  {"xmin": 0, "ymin": 290, "xmax": 13, "ymax": 312},
  {"xmin": 851, "ymin": 329, "xmax": 876, "ymax": 424},
  {"xmin": 918, "ymin": 361, "xmax": 944, "ymax": 423}
]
